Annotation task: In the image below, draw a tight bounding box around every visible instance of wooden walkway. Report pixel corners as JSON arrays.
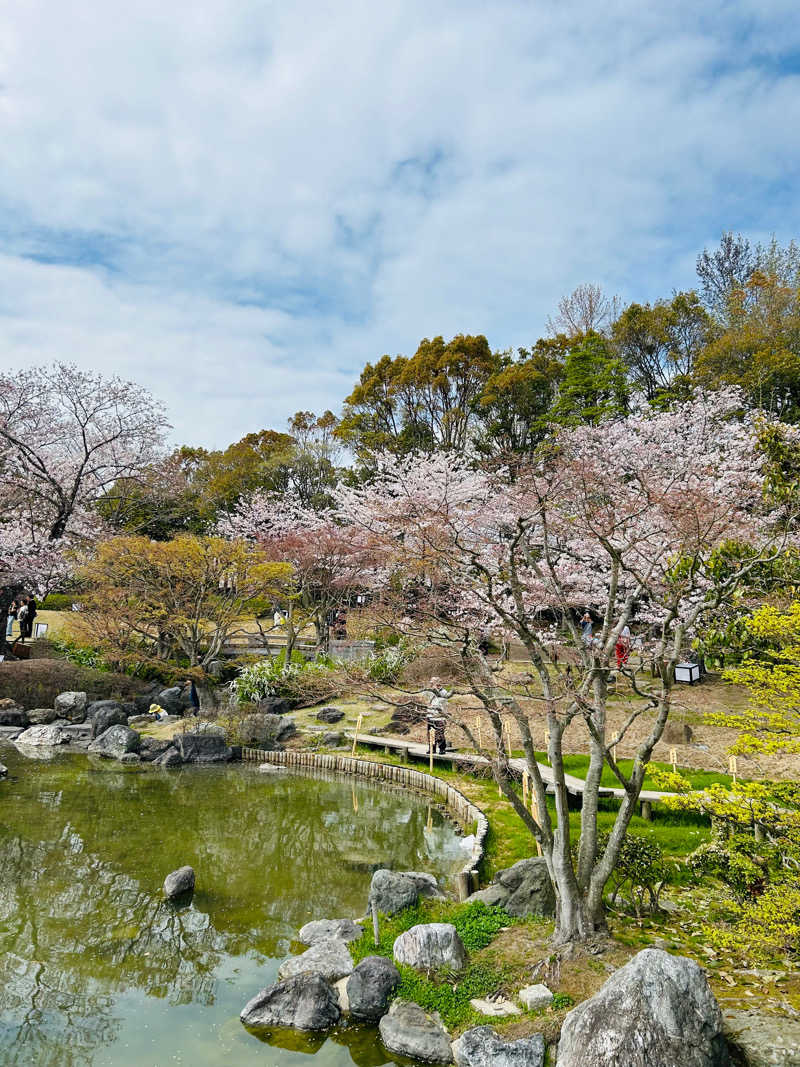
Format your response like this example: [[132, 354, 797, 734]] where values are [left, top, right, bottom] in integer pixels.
[[345, 731, 670, 809]]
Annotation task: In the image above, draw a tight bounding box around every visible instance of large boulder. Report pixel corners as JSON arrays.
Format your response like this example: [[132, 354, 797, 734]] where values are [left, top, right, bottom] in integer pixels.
[[138, 736, 173, 762], [0, 700, 28, 727], [158, 687, 186, 715], [723, 1009, 800, 1067], [164, 866, 195, 900], [277, 937, 354, 984], [467, 858, 555, 918], [346, 956, 400, 1021], [241, 973, 340, 1031], [153, 747, 182, 768], [86, 700, 128, 738], [237, 713, 297, 747], [557, 948, 731, 1067], [316, 706, 345, 724], [88, 724, 140, 760], [54, 691, 87, 722], [27, 707, 59, 725], [297, 918, 364, 946], [452, 1027, 545, 1067], [368, 869, 444, 916], [256, 696, 292, 715], [393, 923, 467, 973], [15, 724, 65, 746], [379, 999, 452, 1064], [175, 732, 232, 763]]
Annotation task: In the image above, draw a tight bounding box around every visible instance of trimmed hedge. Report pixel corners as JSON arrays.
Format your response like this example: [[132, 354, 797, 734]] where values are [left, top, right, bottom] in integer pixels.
[[41, 594, 75, 611]]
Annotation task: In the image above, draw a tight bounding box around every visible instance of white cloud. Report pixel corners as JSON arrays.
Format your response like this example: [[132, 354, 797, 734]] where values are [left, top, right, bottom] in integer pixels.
[[1, 0, 799, 444]]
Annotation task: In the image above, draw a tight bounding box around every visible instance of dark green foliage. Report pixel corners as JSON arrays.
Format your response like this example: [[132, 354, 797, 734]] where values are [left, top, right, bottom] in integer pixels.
[[551, 992, 575, 1010], [688, 831, 773, 901], [552, 332, 629, 426], [601, 832, 669, 916], [395, 961, 511, 1028]]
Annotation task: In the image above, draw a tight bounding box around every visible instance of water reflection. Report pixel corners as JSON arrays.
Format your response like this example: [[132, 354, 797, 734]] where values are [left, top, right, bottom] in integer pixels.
[[0, 747, 463, 1066]]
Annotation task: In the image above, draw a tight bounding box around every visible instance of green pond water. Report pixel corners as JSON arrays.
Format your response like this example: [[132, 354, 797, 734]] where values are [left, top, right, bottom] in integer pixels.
[[0, 745, 469, 1067]]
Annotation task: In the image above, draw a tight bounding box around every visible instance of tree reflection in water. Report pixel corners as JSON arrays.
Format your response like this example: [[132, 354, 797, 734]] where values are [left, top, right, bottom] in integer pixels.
[[0, 748, 463, 1066]]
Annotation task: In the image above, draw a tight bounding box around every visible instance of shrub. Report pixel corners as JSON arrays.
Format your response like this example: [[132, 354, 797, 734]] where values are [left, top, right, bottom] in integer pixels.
[[366, 641, 415, 684], [601, 832, 669, 916], [230, 652, 342, 706], [41, 593, 75, 611], [688, 832, 773, 901], [0, 658, 150, 709], [50, 636, 110, 671]]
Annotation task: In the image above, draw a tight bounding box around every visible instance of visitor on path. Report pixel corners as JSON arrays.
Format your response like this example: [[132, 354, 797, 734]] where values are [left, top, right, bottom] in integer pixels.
[[273, 608, 284, 629], [184, 678, 200, 716], [426, 677, 451, 755], [24, 595, 37, 639], [580, 611, 593, 647], [615, 624, 631, 669], [16, 599, 29, 643], [5, 600, 17, 639]]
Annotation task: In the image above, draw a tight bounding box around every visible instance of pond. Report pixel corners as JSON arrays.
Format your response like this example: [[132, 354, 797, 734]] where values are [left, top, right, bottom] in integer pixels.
[[0, 745, 469, 1066]]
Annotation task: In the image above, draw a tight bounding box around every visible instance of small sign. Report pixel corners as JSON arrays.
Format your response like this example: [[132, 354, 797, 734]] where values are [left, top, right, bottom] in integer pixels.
[[669, 747, 677, 772], [35, 622, 48, 638]]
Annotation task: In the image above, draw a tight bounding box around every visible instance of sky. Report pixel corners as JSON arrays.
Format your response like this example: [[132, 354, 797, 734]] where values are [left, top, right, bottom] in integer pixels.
[[1, 0, 799, 447]]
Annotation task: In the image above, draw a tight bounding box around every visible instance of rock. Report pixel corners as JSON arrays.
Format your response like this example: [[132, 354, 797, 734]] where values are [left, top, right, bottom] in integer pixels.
[[346, 956, 400, 1021], [138, 737, 172, 761], [277, 937, 354, 984], [322, 731, 344, 746], [192, 720, 225, 735], [175, 732, 232, 763], [158, 687, 185, 715], [316, 706, 345, 724], [153, 747, 182, 768], [467, 858, 555, 918], [557, 948, 731, 1067], [379, 999, 452, 1064], [54, 691, 87, 722], [0, 700, 28, 727], [237, 713, 297, 746], [86, 700, 128, 738], [133, 686, 162, 715], [27, 707, 59, 725], [0, 726, 23, 740], [518, 984, 553, 1011], [258, 763, 288, 774], [163, 865, 195, 899], [297, 918, 364, 946], [663, 722, 693, 744], [0, 762, 7, 776], [469, 998, 521, 1017], [16, 724, 65, 746], [452, 1026, 545, 1067], [723, 1009, 800, 1066], [256, 696, 292, 715], [119, 752, 141, 764], [88, 724, 140, 759], [368, 869, 444, 916], [240, 973, 340, 1031], [393, 923, 467, 972]]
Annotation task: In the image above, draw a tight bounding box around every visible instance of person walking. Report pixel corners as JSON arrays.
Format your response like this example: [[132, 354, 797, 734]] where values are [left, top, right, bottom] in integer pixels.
[[426, 677, 451, 755], [615, 623, 632, 669], [16, 599, 29, 643], [183, 678, 200, 716], [5, 600, 17, 640], [580, 611, 593, 647], [24, 595, 37, 639]]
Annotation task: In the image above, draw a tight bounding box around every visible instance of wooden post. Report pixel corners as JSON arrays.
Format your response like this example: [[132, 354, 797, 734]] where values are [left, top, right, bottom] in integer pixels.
[[371, 900, 380, 946], [641, 800, 652, 821], [530, 790, 543, 856], [728, 755, 737, 783], [522, 768, 529, 808], [475, 717, 482, 750], [457, 871, 472, 900], [504, 720, 512, 755], [351, 714, 363, 758], [429, 732, 434, 774], [669, 747, 677, 774]]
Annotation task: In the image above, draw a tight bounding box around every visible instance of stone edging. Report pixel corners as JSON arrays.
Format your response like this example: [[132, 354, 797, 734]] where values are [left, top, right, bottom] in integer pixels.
[[242, 747, 488, 898]]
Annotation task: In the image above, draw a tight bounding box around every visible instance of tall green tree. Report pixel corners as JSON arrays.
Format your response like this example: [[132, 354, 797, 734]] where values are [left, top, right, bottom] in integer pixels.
[[552, 332, 629, 426]]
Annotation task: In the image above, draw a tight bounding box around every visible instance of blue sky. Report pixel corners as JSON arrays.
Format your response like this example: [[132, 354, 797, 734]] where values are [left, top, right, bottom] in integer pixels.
[[1, 0, 799, 446]]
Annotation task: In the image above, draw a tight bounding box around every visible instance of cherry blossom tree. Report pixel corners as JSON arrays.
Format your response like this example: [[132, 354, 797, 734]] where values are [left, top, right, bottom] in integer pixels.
[[0, 362, 169, 542], [336, 393, 790, 946], [222, 493, 370, 656]]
